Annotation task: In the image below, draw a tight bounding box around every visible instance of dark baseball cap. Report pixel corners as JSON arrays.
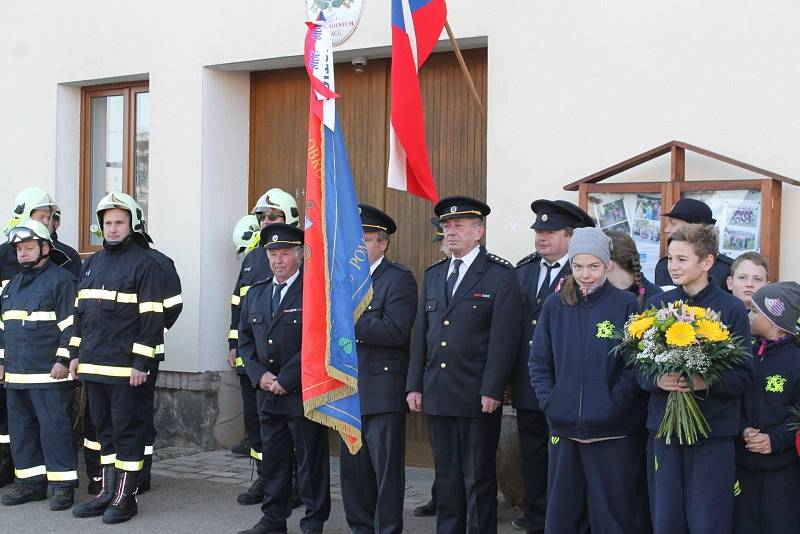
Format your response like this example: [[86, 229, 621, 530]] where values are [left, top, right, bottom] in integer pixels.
[[662, 198, 716, 225]]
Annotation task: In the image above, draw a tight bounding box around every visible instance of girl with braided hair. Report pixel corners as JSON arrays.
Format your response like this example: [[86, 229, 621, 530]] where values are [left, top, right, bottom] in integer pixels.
[[604, 229, 662, 534], [605, 230, 662, 310]]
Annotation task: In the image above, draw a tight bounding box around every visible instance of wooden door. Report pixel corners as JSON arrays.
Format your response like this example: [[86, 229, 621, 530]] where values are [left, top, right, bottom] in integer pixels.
[[250, 48, 488, 468]]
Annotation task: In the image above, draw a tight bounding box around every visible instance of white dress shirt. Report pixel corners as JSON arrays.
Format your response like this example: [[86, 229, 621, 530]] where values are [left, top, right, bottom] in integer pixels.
[[536, 253, 569, 293], [448, 245, 481, 296], [273, 268, 300, 305]]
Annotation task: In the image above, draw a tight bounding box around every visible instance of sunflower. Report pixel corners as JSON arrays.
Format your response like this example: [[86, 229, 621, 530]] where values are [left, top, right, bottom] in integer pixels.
[[665, 322, 697, 347], [628, 316, 656, 339], [695, 319, 730, 342], [689, 306, 707, 319]]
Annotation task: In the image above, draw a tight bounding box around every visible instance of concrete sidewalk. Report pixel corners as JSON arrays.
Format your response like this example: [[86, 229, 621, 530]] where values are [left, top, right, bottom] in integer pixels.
[[0, 448, 521, 533]]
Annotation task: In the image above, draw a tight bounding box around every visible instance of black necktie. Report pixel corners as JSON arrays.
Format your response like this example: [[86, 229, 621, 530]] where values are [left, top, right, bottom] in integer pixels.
[[537, 262, 560, 299], [446, 259, 463, 303], [272, 282, 286, 317]]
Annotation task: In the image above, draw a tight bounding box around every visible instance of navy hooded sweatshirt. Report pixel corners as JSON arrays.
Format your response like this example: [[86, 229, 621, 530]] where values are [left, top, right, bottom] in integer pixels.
[[529, 280, 641, 440], [736, 335, 800, 471], [640, 282, 753, 440]]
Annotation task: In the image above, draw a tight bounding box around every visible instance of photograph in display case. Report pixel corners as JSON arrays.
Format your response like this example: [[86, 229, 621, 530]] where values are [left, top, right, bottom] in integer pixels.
[[588, 192, 661, 281], [682, 189, 761, 259]]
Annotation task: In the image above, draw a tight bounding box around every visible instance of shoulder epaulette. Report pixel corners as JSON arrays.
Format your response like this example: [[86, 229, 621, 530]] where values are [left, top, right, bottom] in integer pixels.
[[716, 253, 734, 265], [425, 256, 449, 271], [515, 252, 540, 268], [486, 252, 513, 269], [250, 276, 273, 289], [388, 260, 411, 272]]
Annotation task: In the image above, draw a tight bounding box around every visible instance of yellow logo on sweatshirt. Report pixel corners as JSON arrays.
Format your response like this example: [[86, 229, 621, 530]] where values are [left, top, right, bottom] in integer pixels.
[[765, 374, 786, 393]]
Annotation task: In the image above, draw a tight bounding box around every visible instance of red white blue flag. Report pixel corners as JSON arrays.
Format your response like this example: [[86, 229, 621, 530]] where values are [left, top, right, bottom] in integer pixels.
[[302, 15, 372, 454], [387, 0, 447, 203]]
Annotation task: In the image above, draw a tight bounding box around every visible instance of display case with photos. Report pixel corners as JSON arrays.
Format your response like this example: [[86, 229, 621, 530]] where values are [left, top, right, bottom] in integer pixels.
[[565, 141, 797, 280], [587, 190, 663, 282]]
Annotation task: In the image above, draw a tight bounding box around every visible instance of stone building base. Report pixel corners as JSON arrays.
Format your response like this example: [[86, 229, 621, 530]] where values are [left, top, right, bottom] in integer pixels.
[[154, 370, 245, 451]]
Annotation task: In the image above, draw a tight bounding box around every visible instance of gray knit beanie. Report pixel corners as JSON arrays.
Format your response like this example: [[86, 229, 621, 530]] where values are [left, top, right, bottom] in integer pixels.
[[568, 227, 613, 267], [751, 282, 800, 334]]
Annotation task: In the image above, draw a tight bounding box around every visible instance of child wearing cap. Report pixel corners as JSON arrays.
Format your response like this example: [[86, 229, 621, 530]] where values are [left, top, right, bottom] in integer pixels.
[[529, 227, 641, 533], [641, 224, 752, 534], [734, 282, 800, 534], [726, 251, 769, 310]]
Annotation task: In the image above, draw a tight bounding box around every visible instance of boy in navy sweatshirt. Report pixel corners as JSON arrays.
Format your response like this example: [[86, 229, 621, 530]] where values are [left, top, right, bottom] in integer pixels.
[[734, 282, 800, 534], [640, 224, 752, 534], [530, 227, 641, 533]]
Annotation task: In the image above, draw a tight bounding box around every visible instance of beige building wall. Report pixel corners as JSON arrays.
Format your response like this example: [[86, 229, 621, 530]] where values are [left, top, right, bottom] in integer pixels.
[[1, 1, 798, 374]]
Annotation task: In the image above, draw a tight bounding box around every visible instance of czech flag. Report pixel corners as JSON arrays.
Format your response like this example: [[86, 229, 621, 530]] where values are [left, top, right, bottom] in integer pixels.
[[387, 0, 447, 203], [301, 16, 372, 454]]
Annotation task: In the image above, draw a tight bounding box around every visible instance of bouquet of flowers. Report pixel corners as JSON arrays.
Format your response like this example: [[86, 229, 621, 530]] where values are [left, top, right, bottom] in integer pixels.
[[611, 300, 749, 445]]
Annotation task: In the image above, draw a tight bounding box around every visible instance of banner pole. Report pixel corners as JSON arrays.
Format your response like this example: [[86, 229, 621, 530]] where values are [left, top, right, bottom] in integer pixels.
[[444, 19, 486, 118]]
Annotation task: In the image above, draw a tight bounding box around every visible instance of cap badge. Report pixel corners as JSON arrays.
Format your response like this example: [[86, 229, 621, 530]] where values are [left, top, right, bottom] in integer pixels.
[[450, 205, 457, 213], [541, 214, 548, 222], [272, 234, 278, 242], [764, 297, 785, 316]]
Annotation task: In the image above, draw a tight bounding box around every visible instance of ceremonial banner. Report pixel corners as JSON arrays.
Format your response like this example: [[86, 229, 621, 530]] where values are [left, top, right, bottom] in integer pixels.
[[387, 0, 447, 203], [302, 16, 371, 454]]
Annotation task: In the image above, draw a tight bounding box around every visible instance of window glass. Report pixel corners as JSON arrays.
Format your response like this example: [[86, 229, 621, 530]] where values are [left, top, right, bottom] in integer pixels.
[[89, 95, 124, 246]]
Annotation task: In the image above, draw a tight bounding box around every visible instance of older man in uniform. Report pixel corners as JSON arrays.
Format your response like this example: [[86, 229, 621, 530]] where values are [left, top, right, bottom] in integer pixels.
[[510, 200, 594, 533], [228, 189, 301, 507], [237, 223, 330, 534], [654, 197, 732, 289], [340, 204, 418, 534], [407, 196, 522, 534]]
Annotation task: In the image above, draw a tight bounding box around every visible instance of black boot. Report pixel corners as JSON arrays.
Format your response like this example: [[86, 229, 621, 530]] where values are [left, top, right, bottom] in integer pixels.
[[1, 482, 47, 506], [87, 475, 102, 495], [50, 487, 75, 511], [137, 456, 152, 494], [413, 499, 437, 517], [102, 469, 139, 524], [73, 465, 117, 518], [237, 460, 264, 505], [0, 444, 13, 488], [231, 437, 251, 457]]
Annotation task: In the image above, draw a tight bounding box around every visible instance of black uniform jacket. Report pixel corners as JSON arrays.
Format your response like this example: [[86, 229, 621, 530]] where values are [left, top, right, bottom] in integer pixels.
[[406, 247, 522, 417], [353, 258, 418, 415], [511, 252, 572, 411], [147, 247, 183, 361], [0, 260, 77, 389], [52, 234, 83, 279], [239, 274, 304, 417], [655, 253, 733, 290], [229, 246, 272, 373], [71, 236, 165, 383]]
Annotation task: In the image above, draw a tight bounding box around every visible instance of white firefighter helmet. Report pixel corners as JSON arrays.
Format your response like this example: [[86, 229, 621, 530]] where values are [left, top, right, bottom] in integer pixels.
[[93, 192, 146, 236], [251, 188, 299, 227], [232, 215, 260, 254], [12, 187, 58, 220], [7, 218, 53, 245], [4, 187, 59, 236]]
